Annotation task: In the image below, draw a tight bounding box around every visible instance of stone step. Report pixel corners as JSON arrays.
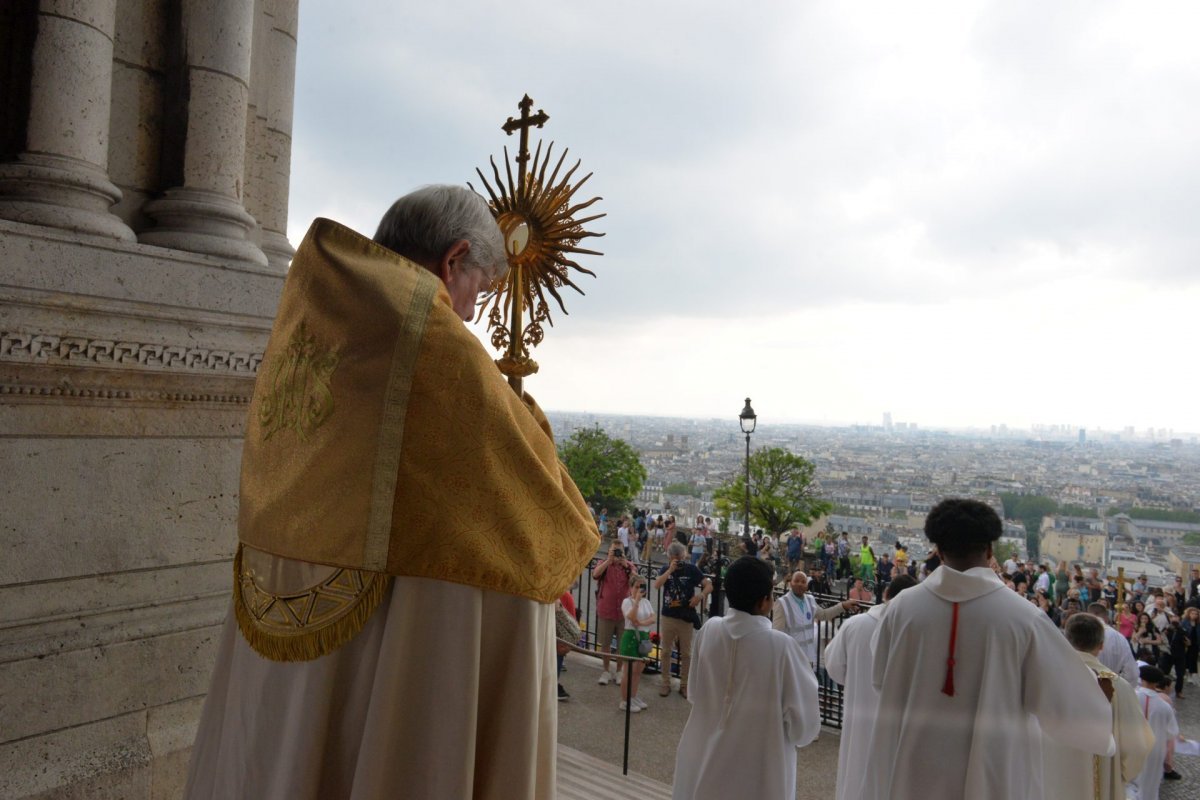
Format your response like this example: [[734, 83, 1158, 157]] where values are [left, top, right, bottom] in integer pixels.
[[557, 743, 672, 799]]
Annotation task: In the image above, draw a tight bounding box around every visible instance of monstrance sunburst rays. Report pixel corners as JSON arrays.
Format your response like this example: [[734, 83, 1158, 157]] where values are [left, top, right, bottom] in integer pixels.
[[468, 95, 605, 392]]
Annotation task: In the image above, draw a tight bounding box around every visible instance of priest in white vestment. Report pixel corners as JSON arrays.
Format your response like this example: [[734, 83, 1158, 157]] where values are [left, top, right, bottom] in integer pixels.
[[672, 557, 820, 800], [862, 498, 1115, 800], [824, 574, 918, 800], [772, 569, 855, 666], [1131, 666, 1180, 800], [1042, 613, 1155, 800], [184, 187, 598, 800]]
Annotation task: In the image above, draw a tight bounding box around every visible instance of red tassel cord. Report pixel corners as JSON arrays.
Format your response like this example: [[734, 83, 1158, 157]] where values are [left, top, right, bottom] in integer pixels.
[[942, 601, 960, 697]]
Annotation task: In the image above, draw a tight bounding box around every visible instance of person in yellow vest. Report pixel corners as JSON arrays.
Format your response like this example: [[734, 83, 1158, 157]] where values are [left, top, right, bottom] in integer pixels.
[[858, 536, 876, 582], [184, 186, 598, 800]]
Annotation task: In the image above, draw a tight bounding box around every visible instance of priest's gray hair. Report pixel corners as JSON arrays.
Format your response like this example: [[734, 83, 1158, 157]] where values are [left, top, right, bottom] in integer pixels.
[[373, 185, 507, 279]]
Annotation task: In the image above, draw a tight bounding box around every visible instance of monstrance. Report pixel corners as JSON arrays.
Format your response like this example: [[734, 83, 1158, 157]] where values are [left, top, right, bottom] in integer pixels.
[[470, 94, 605, 393]]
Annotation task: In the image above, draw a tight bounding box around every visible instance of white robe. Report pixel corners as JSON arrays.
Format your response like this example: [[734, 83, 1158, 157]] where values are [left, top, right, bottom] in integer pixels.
[[1130, 687, 1180, 800], [184, 574, 558, 800], [1041, 652, 1155, 800], [824, 603, 886, 800], [862, 565, 1115, 800], [672, 609, 820, 800], [1098, 623, 1140, 685]]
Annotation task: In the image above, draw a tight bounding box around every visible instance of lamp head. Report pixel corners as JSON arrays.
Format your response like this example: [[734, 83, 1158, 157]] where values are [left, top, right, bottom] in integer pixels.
[[739, 397, 757, 434]]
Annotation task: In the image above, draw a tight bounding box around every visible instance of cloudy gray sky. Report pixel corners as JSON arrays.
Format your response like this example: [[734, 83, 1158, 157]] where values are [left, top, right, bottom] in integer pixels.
[[288, 0, 1199, 433]]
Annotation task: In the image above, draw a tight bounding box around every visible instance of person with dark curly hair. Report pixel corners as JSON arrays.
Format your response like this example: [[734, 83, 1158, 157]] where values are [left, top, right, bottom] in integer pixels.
[[671, 557, 819, 800], [860, 498, 1115, 800]]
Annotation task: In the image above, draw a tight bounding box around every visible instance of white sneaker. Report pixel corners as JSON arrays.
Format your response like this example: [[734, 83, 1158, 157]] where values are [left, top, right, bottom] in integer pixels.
[[614, 669, 622, 685], [618, 701, 642, 713], [598, 671, 610, 686], [633, 696, 648, 710]]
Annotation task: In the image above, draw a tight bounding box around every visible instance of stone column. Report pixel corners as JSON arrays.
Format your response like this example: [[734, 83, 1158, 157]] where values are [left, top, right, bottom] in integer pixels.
[[248, 0, 298, 272], [0, 0, 136, 242], [141, 0, 267, 267]]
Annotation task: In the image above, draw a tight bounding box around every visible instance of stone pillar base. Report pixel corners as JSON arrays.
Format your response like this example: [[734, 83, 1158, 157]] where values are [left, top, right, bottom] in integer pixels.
[[141, 188, 268, 267], [260, 229, 295, 273], [0, 154, 136, 242]]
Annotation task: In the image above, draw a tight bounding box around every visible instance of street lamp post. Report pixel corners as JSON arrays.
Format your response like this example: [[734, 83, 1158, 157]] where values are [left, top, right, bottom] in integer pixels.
[[714, 398, 756, 618], [739, 397, 757, 536]]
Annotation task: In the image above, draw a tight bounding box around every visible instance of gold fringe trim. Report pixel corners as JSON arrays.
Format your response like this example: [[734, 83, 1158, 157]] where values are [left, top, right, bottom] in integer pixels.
[[232, 545, 390, 663]]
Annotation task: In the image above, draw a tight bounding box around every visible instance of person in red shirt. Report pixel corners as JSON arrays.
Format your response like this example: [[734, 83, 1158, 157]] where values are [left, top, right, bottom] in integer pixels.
[[592, 541, 633, 685]]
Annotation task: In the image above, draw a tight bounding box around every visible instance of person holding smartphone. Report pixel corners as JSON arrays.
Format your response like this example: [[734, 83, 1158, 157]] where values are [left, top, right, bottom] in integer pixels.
[[654, 542, 712, 698], [592, 542, 633, 684]]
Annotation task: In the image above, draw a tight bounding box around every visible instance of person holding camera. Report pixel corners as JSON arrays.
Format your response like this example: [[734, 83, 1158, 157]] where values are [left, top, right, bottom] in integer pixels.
[[593, 541, 634, 684], [619, 574, 656, 712], [654, 541, 712, 698]]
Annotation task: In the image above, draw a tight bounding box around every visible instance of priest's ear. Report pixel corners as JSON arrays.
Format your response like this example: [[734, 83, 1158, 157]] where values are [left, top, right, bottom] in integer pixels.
[[755, 594, 774, 617], [435, 239, 472, 285]]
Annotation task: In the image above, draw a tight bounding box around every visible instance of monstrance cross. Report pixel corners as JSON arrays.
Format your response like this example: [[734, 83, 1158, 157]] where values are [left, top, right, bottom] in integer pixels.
[[501, 94, 549, 186]]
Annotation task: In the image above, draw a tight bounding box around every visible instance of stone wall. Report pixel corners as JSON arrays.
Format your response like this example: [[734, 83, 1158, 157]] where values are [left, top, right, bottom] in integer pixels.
[[0, 2, 298, 797]]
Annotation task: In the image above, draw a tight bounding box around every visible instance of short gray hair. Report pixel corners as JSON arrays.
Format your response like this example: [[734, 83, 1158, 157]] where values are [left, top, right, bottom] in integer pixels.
[[373, 185, 507, 278], [667, 541, 687, 559]]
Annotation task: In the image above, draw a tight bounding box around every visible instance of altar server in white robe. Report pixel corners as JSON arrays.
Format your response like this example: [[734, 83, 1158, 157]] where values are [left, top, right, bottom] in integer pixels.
[[862, 498, 1115, 800], [1089, 601, 1140, 685], [1131, 665, 1180, 800], [672, 557, 820, 800], [825, 574, 918, 800], [1042, 613, 1154, 800]]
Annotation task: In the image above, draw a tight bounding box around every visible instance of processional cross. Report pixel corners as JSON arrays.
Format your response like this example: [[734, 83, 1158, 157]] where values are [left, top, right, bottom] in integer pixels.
[[471, 94, 606, 394]]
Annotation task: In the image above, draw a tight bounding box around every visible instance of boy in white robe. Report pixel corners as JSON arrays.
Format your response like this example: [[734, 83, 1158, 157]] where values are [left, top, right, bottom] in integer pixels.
[[1042, 613, 1155, 800], [672, 557, 820, 800], [862, 498, 1115, 800], [1131, 665, 1180, 800], [825, 574, 918, 800]]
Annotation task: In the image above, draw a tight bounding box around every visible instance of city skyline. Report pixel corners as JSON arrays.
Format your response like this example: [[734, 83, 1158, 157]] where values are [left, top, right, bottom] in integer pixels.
[[288, 1, 1200, 433]]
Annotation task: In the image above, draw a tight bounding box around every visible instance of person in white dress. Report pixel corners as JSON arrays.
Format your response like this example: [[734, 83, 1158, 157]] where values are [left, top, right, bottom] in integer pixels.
[[671, 557, 820, 800], [861, 498, 1115, 800], [824, 574, 918, 800]]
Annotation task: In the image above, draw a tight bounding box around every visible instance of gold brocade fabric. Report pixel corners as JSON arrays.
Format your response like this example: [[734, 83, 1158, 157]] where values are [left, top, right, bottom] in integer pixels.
[[236, 218, 598, 660]]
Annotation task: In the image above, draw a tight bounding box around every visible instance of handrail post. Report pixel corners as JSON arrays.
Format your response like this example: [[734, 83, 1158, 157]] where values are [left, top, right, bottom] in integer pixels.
[[622, 658, 633, 775]]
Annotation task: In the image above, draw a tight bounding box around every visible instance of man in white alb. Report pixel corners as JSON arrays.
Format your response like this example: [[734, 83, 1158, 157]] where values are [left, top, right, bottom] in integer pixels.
[[824, 574, 918, 800], [672, 557, 820, 800], [862, 498, 1115, 800]]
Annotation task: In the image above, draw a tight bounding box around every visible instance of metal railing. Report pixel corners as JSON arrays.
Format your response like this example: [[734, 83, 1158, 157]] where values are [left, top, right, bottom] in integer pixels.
[[567, 545, 873, 731]]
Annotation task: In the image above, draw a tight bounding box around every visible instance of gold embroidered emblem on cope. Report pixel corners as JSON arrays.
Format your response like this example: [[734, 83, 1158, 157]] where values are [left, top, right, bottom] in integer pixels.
[[258, 321, 339, 441]]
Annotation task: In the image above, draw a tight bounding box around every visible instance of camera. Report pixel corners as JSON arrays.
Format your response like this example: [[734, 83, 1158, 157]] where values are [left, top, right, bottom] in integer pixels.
[[613, 549, 624, 558]]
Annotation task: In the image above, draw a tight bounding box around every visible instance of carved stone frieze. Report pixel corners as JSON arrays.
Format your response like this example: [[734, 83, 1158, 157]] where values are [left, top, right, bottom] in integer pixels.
[[0, 330, 264, 375]]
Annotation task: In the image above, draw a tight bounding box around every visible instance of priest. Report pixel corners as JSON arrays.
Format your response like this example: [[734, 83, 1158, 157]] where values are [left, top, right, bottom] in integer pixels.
[[824, 574, 917, 800], [861, 498, 1115, 800], [184, 186, 599, 799], [1041, 613, 1154, 800]]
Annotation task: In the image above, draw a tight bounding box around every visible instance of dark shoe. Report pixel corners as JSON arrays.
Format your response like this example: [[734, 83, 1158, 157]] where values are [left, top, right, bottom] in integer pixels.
[[558, 684, 569, 702], [1164, 770, 1182, 780]]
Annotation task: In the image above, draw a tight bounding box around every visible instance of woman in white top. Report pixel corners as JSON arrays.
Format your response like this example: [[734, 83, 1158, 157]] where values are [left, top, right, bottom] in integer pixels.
[[619, 574, 656, 712]]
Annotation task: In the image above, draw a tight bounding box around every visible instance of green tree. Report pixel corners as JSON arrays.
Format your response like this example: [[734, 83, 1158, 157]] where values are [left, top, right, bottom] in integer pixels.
[[712, 447, 832, 535], [993, 540, 1019, 564], [558, 427, 647, 514], [999, 493, 1059, 541]]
